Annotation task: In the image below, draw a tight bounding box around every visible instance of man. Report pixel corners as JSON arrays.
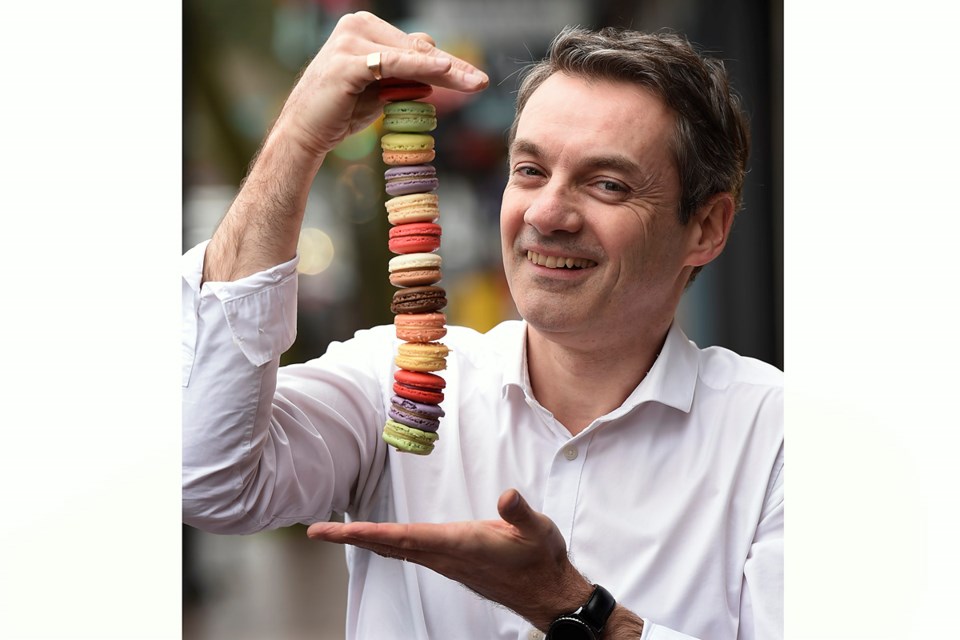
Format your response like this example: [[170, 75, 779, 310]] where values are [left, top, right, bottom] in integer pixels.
[[182, 11, 782, 640]]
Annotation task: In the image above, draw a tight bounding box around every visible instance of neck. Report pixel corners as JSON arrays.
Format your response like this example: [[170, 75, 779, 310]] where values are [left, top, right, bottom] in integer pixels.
[[525, 317, 672, 436]]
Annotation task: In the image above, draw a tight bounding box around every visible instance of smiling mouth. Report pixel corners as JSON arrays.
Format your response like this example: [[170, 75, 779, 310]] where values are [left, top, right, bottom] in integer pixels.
[[526, 250, 597, 270]]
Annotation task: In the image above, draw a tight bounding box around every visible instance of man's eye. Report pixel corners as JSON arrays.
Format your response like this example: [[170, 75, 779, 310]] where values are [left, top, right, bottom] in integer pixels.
[[597, 180, 627, 192], [515, 165, 542, 177]]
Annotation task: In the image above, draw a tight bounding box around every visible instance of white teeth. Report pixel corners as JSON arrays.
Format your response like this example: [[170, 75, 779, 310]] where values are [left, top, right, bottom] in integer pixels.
[[526, 251, 595, 269]]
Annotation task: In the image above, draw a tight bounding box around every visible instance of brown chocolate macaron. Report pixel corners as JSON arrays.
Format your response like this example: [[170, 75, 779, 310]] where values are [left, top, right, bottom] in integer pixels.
[[391, 285, 447, 314]]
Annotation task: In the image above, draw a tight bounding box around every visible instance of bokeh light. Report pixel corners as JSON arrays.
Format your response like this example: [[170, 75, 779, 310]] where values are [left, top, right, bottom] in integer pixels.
[[331, 124, 379, 162], [334, 162, 382, 224], [296, 227, 335, 275]]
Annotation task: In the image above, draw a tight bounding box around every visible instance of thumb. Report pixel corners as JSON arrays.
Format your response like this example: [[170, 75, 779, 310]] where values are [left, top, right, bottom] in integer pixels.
[[497, 488, 539, 531]]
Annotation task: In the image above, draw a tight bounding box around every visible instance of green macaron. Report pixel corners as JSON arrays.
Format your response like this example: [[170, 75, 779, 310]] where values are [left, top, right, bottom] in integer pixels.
[[383, 101, 437, 133], [382, 419, 439, 455]]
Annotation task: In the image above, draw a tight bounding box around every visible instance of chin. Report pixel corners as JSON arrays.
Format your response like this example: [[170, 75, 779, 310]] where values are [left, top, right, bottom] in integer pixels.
[[515, 298, 582, 334]]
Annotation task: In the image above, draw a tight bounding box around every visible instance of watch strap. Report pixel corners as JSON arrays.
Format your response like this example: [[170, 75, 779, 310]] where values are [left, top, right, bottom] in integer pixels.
[[546, 584, 617, 639], [580, 584, 616, 633]]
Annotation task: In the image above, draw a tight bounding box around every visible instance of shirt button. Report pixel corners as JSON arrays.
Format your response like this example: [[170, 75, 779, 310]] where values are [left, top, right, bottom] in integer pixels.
[[527, 630, 545, 640], [563, 446, 578, 461]]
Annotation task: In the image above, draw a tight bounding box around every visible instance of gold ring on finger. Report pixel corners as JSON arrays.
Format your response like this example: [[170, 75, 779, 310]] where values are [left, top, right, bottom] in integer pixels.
[[366, 51, 383, 81]]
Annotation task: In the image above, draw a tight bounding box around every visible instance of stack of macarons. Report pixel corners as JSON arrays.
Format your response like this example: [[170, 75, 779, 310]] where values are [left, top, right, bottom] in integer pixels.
[[377, 79, 449, 456]]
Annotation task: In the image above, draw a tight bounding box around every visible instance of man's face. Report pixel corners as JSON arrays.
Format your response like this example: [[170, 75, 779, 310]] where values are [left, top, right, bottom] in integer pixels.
[[500, 72, 697, 341]]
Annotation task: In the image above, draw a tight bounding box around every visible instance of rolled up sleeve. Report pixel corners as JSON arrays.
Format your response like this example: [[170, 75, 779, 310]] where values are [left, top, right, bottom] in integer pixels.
[[181, 243, 390, 535], [181, 240, 298, 384], [181, 242, 301, 532]]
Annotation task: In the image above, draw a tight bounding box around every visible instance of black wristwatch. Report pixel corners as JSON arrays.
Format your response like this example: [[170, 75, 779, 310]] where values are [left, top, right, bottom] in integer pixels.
[[545, 584, 617, 640]]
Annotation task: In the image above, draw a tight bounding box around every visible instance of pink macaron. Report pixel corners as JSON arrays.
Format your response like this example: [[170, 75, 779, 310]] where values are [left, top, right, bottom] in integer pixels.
[[388, 222, 441, 254]]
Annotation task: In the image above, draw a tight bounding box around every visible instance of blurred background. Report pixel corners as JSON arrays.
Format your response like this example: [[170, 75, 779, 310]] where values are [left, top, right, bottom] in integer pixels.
[[182, 0, 782, 637]]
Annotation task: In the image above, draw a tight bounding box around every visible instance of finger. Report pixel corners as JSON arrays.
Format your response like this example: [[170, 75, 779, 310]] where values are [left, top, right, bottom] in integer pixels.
[[345, 540, 425, 565], [378, 48, 488, 92], [309, 527, 416, 563], [306, 521, 344, 540], [308, 521, 452, 552], [397, 30, 485, 86], [408, 32, 437, 47], [497, 489, 540, 532], [333, 13, 487, 92], [307, 522, 451, 569], [306, 521, 401, 543]]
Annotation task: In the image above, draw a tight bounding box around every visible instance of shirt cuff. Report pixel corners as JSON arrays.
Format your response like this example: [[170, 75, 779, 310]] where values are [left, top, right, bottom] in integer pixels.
[[640, 620, 700, 639], [182, 241, 300, 374]]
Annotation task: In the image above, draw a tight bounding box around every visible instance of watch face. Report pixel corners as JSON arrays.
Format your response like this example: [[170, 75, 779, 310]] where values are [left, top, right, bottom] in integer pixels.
[[548, 617, 596, 640]]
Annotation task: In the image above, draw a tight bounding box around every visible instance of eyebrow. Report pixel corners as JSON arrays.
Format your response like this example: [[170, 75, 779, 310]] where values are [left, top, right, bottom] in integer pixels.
[[507, 139, 543, 163]]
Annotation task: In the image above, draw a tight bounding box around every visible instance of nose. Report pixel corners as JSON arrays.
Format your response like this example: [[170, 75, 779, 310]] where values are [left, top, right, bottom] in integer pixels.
[[522, 181, 582, 236]]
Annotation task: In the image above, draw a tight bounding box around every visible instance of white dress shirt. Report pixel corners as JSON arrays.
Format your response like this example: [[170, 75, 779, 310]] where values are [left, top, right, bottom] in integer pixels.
[[182, 241, 783, 640]]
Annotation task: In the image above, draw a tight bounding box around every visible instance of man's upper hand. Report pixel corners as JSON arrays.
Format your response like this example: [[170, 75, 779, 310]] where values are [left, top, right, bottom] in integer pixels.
[[201, 11, 488, 284], [274, 11, 488, 163]]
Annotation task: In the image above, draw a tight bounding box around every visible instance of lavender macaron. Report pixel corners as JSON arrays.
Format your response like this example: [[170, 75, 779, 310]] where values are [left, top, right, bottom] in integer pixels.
[[388, 394, 445, 433], [384, 164, 439, 196]]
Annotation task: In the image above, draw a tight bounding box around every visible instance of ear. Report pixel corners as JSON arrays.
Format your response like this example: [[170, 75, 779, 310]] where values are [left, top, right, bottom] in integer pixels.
[[685, 193, 735, 268]]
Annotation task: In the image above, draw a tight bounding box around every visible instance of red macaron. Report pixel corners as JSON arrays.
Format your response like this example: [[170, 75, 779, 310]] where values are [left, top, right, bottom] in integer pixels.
[[393, 369, 446, 404], [388, 222, 441, 254], [379, 78, 433, 102]]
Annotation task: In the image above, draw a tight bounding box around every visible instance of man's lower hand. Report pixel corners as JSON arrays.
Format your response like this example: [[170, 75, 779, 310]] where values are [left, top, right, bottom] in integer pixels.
[[306, 488, 592, 630]]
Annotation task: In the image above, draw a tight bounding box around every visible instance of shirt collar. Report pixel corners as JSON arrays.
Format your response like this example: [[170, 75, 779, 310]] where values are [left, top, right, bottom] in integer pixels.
[[500, 320, 698, 415], [614, 321, 698, 415], [500, 320, 528, 399]]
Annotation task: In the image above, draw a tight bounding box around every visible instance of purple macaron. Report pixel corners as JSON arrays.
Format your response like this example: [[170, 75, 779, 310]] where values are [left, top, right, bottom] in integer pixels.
[[384, 164, 439, 196], [389, 394, 445, 432]]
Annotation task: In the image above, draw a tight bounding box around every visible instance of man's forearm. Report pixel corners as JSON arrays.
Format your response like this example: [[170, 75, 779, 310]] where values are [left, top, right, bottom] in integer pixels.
[[203, 126, 323, 283], [536, 586, 645, 639], [524, 566, 645, 639], [603, 606, 645, 639]]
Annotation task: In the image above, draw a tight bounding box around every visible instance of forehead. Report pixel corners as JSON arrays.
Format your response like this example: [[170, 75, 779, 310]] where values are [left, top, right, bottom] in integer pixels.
[[512, 72, 676, 168]]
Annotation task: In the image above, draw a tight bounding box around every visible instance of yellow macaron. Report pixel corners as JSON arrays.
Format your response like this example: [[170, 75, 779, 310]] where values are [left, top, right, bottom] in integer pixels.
[[385, 192, 439, 224], [394, 341, 449, 372]]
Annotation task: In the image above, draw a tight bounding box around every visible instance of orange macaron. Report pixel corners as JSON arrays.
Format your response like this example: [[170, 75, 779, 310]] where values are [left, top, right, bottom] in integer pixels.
[[394, 312, 447, 342]]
